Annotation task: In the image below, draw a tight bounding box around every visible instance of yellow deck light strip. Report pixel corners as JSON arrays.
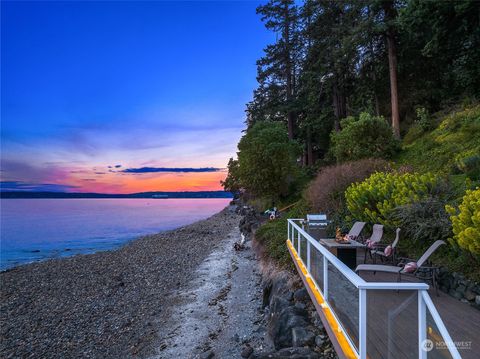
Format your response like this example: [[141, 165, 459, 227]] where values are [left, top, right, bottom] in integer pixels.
[[287, 239, 358, 359]]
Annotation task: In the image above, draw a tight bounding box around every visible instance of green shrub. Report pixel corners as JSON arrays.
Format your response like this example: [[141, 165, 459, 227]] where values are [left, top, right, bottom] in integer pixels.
[[403, 123, 424, 145], [255, 202, 308, 268], [402, 107, 432, 145], [305, 158, 389, 215], [392, 198, 452, 252], [455, 155, 480, 180], [345, 172, 442, 227], [446, 188, 480, 255], [255, 218, 291, 267], [330, 112, 399, 163], [415, 107, 432, 131]]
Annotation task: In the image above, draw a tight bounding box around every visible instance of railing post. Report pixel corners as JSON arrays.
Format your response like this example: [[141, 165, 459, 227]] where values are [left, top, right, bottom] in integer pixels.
[[291, 226, 295, 247], [307, 240, 311, 272], [288, 221, 291, 242], [418, 290, 427, 359], [323, 256, 328, 299], [359, 289, 367, 359], [297, 230, 301, 254]]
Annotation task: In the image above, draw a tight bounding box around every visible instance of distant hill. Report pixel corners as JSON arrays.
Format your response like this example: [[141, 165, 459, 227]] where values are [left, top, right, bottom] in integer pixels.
[[0, 191, 233, 199]]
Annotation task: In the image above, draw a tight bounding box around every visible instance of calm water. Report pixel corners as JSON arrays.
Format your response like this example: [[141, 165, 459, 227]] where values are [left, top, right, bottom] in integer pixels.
[[0, 198, 230, 270]]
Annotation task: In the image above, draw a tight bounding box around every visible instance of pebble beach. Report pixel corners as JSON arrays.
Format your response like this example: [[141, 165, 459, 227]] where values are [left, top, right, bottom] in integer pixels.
[[0, 207, 240, 358]]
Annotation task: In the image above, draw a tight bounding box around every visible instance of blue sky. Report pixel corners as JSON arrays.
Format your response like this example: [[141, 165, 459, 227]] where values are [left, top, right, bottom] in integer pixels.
[[1, 0, 272, 193]]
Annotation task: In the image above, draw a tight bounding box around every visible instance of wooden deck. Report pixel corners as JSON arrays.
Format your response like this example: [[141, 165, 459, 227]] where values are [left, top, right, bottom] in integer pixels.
[[359, 270, 480, 359], [296, 231, 479, 358], [355, 245, 480, 359]]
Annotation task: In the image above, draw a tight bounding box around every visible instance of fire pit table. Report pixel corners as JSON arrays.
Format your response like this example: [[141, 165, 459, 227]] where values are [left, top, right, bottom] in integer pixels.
[[317, 238, 365, 270]]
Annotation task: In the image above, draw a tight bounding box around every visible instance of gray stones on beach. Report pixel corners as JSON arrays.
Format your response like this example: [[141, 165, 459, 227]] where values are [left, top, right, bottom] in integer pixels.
[[2, 200, 337, 359], [241, 344, 254, 358], [292, 327, 315, 347], [0, 209, 241, 359], [251, 347, 320, 359], [199, 350, 215, 359], [314, 335, 325, 348], [293, 288, 309, 302]]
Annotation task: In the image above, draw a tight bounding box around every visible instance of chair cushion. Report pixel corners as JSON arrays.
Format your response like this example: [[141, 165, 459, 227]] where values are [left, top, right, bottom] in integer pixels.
[[384, 245, 393, 257], [355, 264, 402, 274], [403, 262, 418, 273]]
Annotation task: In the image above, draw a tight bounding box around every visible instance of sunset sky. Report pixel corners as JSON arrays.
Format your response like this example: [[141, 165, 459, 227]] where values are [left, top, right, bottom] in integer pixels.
[[1, 1, 272, 193]]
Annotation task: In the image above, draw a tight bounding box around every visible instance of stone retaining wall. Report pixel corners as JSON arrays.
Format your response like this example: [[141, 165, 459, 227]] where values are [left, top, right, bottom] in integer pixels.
[[438, 268, 480, 309]]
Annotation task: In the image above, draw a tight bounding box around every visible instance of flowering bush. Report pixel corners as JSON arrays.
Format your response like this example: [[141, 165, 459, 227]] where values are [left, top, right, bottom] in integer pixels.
[[345, 172, 441, 226], [446, 188, 480, 255]]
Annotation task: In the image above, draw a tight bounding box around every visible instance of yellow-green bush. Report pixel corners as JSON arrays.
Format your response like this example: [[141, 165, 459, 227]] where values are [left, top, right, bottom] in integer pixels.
[[446, 188, 480, 255], [345, 172, 441, 226]]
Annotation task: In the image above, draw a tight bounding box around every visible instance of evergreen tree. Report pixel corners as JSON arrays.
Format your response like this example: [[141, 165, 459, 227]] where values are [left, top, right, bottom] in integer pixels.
[[247, 0, 301, 139], [239, 0, 480, 174]]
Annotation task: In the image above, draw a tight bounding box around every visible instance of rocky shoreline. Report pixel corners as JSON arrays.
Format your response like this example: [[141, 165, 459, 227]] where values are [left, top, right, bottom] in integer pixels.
[[152, 203, 337, 359], [1, 203, 336, 359], [237, 204, 337, 359], [0, 207, 240, 358]]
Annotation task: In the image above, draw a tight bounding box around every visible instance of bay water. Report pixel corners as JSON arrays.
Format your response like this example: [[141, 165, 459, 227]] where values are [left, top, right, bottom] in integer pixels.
[[0, 198, 230, 270]]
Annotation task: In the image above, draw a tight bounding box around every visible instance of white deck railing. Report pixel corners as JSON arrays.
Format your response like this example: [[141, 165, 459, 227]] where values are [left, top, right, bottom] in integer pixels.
[[287, 218, 461, 359]]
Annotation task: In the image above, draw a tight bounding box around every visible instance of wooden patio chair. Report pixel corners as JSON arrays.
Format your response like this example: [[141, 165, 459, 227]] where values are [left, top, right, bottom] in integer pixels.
[[355, 240, 446, 296], [370, 228, 401, 265], [363, 224, 384, 263]]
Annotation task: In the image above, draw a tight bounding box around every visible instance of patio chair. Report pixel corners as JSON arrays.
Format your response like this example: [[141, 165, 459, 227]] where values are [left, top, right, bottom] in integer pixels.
[[363, 224, 384, 263], [347, 221, 366, 242], [370, 228, 401, 265], [355, 240, 446, 296]]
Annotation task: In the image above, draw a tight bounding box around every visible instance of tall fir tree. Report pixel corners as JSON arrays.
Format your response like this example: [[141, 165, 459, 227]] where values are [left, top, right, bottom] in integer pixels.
[[247, 0, 301, 139]]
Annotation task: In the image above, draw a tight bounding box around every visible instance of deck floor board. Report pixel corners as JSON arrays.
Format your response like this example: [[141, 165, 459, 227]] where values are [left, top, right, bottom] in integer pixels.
[[357, 256, 480, 359], [300, 232, 479, 358]]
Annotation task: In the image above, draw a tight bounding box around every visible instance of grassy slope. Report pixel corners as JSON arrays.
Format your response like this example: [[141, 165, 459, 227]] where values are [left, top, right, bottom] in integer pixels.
[[396, 105, 480, 175], [254, 200, 308, 270]]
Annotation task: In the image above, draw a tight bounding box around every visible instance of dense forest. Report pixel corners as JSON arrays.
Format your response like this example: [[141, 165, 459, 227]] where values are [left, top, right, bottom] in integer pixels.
[[223, 0, 480, 281]]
